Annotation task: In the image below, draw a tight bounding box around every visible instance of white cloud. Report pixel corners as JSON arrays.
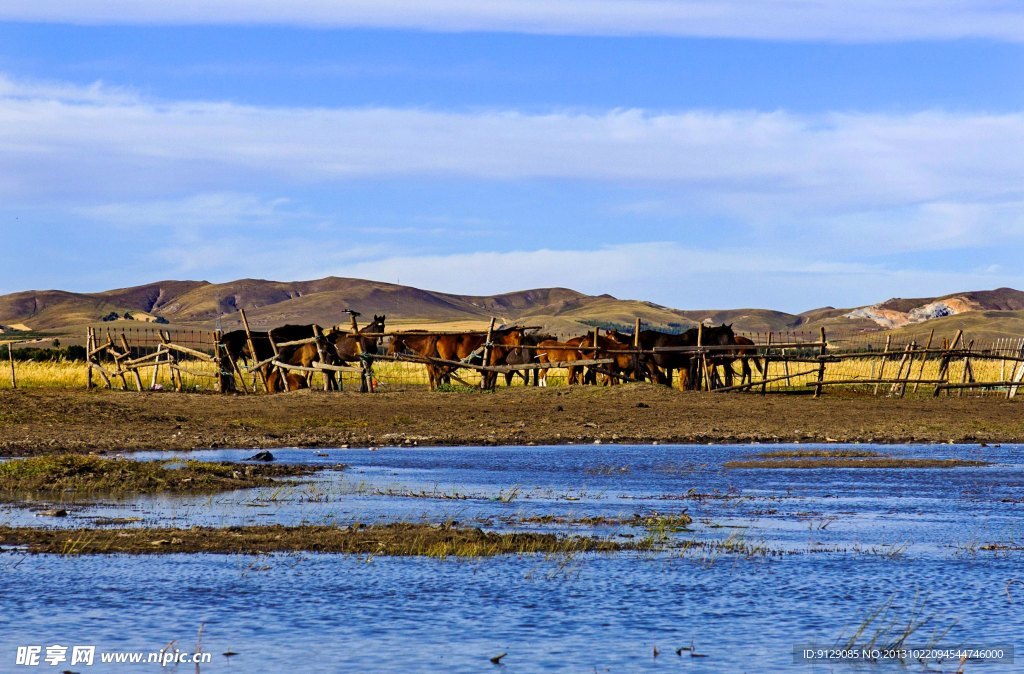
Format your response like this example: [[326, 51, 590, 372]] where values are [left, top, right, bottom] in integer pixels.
[[2, 75, 1023, 256], [1, 1, 1023, 42], [336, 242, 1024, 312]]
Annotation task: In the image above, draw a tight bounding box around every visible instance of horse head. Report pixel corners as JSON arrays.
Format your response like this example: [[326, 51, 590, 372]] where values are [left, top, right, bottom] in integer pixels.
[[361, 314, 386, 354]]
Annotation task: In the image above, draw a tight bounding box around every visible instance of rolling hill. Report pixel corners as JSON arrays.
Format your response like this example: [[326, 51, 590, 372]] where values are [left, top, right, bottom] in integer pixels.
[[2, 278, 1023, 344]]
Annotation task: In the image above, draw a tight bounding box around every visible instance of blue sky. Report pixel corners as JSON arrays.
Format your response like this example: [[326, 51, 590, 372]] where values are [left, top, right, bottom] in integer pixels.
[[1, 2, 1023, 312]]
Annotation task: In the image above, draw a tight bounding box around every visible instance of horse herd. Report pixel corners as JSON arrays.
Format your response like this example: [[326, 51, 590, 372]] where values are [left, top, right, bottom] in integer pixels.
[[219, 315, 762, 393]]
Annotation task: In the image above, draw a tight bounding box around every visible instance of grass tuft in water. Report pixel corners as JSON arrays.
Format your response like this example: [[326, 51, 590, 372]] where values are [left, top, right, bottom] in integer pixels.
[[0, 522, 639, 557], [0, 454, 334, 497], [752, 449, 884, 459], [725, 457, 988, 470]]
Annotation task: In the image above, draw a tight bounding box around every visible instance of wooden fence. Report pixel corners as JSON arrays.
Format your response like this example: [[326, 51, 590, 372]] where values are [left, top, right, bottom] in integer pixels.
[[55, 320, 1024, 399]]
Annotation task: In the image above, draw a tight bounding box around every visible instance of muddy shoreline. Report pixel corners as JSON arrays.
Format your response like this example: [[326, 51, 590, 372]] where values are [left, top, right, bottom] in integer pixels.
[[1, 386, 1022, 456]]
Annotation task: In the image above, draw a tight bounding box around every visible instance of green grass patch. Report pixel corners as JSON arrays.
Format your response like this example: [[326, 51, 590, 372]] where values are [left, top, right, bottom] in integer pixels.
[[435, 383, 479, 393]]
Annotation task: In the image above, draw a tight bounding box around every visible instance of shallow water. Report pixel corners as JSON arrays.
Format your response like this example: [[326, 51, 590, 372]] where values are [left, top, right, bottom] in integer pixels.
[[1, 443, 1022, 672]]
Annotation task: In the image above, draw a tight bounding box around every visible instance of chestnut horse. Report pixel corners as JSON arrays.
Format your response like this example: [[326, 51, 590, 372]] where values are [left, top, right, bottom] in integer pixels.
[[433, 327, 525, 390], [535, 338, 588, 386], [388, 328, 524, 390], [266, 328, 345, 393], [387, 331, 444, 390]]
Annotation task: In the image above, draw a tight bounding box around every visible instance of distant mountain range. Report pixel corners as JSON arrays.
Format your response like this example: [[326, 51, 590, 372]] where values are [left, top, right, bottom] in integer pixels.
[[2, 277, 1024, 342]]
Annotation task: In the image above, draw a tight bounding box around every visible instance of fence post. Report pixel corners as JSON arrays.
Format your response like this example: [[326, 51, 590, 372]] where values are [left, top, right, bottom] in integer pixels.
[[312, 324, 332, 392], [119, 332, 143, 392], [934, 330, 962, 397], [107, 328, 129, 390], [697, 323, 712, 391], [874, 335, 892, 396], [813, 327, 828, 398], [86, 328, 94, 390], [213, 329, 232, 394], [959, 339, 976, 398], [760, 332, 772, 396], [481, 317, 496, 390], [239, 309, 268, 393], [633, 317, 641, 382], [913, 329, 934, 393], [7, 342, 15, 390], [160, 330, 182, 392], [267, 332, 286, 392], [1008, 338, 1024, 399]]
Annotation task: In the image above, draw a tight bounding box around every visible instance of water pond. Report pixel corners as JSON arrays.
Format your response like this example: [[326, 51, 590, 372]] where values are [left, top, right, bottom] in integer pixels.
[[1, 443, 1021, 672]]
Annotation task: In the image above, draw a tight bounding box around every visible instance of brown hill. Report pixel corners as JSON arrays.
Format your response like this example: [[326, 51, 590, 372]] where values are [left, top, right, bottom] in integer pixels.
[[1, 277, 1022, 343]]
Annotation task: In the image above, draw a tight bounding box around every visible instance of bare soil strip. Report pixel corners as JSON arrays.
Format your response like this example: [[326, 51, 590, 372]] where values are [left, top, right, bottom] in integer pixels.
[[2, 387, 1022, 456]]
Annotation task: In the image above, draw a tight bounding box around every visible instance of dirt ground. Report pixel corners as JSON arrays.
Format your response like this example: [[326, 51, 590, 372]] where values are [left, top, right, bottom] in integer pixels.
[[0, 386, 1021, 456]]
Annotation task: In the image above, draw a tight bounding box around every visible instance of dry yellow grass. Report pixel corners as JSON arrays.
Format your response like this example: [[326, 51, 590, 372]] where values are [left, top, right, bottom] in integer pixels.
[[4, 349, 1019, 397]]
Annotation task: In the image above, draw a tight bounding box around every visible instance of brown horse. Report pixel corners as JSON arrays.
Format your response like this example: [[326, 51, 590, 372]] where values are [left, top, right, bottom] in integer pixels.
[[386, 328, 523, 390], [387, 331, 445, 390], [535, 339, 587, 386], [266, 328, 345, 393], [589, 332, 639, 385], [433, 327, 525, 390], [331, 314, 386, 362]]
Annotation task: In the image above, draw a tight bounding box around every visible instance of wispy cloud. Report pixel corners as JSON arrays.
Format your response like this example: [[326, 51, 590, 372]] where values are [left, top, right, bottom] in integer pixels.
[[2, 1, 1023, 42], [76, 192, 302, 229]]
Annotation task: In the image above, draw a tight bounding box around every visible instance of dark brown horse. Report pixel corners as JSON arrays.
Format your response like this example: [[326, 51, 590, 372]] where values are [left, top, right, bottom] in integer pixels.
[[687, 323, 738, 389], [502, 333, 549, 387], [330, 314, 386, 362], [711, 334, 762, 387], [607, 324, 736, 389], [328, 314, 385, 392], [606, 328, 694, 387], [221, 323, 334, 388]]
